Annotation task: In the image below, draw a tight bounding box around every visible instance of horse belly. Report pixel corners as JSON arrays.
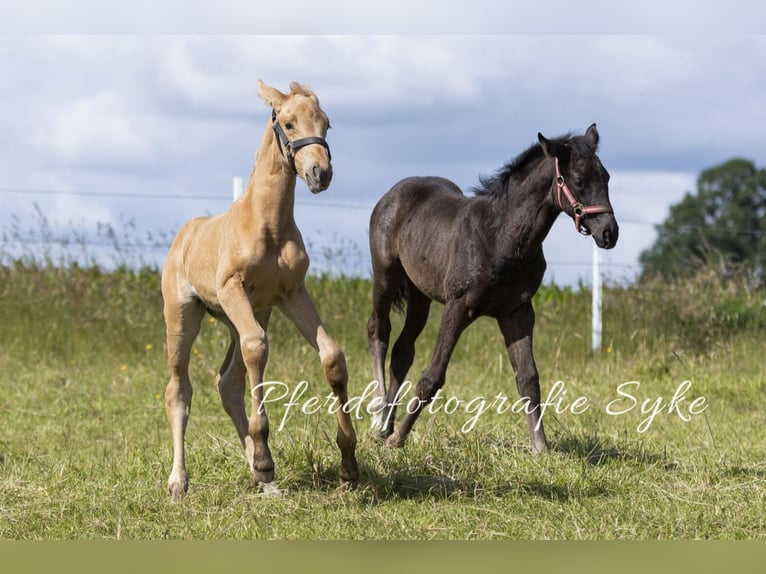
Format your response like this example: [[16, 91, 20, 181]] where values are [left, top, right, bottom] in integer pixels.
[[399, 247, 449, 304], [396, 215, 463, 304]]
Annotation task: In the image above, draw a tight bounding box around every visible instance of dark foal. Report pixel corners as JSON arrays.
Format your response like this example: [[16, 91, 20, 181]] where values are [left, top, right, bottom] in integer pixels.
[[367, 124, 619, 450]]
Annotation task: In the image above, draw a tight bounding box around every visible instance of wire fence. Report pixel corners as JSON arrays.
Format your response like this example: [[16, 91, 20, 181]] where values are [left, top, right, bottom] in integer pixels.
[[1, 184, 647, 279]]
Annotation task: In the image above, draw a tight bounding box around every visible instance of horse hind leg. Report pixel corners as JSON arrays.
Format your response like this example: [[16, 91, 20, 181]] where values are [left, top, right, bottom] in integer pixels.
[[366, 258, 406, 437], [215, 325, 248, 446], [163, 296, 205, 500], [382, 282, 432, 438]]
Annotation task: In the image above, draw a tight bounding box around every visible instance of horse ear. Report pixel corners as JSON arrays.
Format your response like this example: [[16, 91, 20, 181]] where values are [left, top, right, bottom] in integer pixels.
[[258, 80, 287, 109], [538, 133, 553, 156], [538, 133, 565, 158], [584, 123, 599, 149]]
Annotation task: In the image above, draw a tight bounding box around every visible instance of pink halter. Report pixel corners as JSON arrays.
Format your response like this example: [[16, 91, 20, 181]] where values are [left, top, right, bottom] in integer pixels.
[[553, 157, 613, 236]]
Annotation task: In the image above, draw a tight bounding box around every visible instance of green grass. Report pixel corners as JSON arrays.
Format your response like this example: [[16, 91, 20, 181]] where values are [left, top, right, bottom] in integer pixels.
[[1, 260, 766, 539]]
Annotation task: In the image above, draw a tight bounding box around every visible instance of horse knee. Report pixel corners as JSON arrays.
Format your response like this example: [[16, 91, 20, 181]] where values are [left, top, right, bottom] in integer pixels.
[[321, 345, 348, 391], [240, 333, 268, 369]]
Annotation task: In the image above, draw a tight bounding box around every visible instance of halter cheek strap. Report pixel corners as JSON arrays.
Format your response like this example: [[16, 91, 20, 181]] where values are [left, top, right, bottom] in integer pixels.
[[553, 157, 613, 236], [271, 109, 332, 175]]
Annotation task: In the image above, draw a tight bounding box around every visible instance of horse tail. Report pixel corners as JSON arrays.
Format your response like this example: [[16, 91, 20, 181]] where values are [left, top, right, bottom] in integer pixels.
[[391, 281, 407, 314]]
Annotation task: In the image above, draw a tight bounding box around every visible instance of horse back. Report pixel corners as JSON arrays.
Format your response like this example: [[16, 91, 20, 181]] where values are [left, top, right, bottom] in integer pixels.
[[370, 176, 464, 236], [369, 175, 546, 315]]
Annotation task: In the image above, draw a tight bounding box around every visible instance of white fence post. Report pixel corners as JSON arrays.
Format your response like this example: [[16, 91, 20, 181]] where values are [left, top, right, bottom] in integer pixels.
[[592, 241, 602, 353], [232, 176, 244, 201]]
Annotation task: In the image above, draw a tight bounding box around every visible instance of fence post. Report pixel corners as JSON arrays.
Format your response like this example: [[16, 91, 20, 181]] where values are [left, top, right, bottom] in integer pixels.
[[592, 241, 602, 353], [232, 176, 244, 201]]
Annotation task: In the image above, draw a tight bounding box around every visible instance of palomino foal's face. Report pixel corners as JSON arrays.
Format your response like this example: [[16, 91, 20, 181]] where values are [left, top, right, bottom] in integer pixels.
[[259, 81, 333, 194], [278, 94, 332, 193]]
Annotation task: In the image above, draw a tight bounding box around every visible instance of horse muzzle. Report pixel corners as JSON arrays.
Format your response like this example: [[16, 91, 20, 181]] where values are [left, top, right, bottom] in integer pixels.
[[304, 162, 333, 194], [585, 215, 619, 249]]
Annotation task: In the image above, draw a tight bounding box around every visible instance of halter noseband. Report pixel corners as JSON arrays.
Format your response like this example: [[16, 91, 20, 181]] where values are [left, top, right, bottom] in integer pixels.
[[271, 109, 331, 175], [553, 157, 613, 236]]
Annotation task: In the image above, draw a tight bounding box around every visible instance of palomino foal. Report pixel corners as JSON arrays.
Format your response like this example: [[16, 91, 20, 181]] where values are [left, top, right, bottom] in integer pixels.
[[161, 81, 359, 500]]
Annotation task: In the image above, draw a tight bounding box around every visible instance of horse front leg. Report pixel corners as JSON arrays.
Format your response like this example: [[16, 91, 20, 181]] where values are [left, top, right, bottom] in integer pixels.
[[497, 303, 549, 454], [218, 279, 277, 494], [279, 285, 359, 487], [162, 296, 205, 501], [386, 300, 472, 448], [216, 310, 272, 454]]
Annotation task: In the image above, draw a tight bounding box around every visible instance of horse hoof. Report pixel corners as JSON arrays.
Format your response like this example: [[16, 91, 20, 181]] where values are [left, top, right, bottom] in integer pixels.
[[368, 426, 393, 444], [369, 431, 386, 444], [339, 479, 358, 492], [340, 457, 360, 486], [258, 481, 284, 498], [385, 434, 405, 448], [252, 467, 275, 484], [168, 481, 188, 502]]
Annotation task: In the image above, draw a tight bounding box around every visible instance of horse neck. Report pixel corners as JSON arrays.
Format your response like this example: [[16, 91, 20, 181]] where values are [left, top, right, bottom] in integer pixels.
[[492, 158, 559, 255], [240, 120, 298, 233]]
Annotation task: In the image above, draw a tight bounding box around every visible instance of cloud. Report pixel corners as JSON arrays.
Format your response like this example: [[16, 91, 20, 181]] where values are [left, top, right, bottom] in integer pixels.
[[5, 1, 765, 34], [2, 34, 766, 283], [151, 37, 262, 118], [319, 37, 486, 107], [35, 90, 151, 166]]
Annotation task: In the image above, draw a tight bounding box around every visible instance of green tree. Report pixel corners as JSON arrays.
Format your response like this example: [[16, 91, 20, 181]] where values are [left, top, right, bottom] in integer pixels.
[[640, 158, 766, 278]]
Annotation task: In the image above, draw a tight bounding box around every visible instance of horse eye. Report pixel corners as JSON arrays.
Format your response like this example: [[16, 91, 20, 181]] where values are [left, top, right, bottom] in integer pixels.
[[284, 122, 294, 131]]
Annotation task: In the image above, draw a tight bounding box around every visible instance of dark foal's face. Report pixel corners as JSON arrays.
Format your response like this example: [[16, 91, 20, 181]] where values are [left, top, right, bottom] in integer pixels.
[[566, 148, 619, 249], [539, 124, 619, 249]]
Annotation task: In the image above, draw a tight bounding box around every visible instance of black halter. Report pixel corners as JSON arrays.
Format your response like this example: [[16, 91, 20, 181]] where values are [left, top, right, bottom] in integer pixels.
[[271, 109, 331, 174]]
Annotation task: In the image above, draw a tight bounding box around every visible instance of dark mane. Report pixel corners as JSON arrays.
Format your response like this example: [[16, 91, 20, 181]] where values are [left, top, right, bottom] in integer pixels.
[[473, 133, 573, 198]]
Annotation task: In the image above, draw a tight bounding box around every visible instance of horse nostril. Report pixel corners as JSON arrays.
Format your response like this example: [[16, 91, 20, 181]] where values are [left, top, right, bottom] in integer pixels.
[[305, 163, 332, 191], [320, 166, 332, 187], [601, 224, 619, 248]]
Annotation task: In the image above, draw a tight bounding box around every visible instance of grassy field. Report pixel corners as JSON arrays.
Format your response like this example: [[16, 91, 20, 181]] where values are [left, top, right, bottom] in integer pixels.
[[1, 255, 766, 539]]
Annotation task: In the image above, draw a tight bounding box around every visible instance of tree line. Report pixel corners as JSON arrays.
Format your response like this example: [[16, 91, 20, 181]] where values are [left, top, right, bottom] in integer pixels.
[[640, 158, 766, 282]]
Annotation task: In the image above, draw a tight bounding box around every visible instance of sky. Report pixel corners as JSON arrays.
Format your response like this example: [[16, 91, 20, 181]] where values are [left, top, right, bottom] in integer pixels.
[[2, 2, 766, 285]]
